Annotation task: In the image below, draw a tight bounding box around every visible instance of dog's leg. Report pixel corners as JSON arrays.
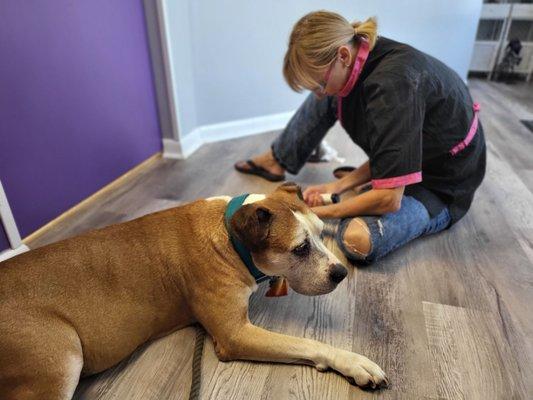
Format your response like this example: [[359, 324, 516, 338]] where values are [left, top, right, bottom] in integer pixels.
[[1, 351, 82, 400], [212, 322, 387, 388], [0, 322, 83, 400], [196, 290, 387, 389], [193, 281, 386, 388]]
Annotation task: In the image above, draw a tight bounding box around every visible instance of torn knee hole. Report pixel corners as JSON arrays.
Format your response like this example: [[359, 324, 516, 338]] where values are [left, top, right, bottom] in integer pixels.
[[343, 218, 372, 256]]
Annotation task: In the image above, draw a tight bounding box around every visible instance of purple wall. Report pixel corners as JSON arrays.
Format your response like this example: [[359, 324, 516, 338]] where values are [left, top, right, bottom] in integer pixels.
[[0, 1, 161, 250], [0, 226, 9, 253]]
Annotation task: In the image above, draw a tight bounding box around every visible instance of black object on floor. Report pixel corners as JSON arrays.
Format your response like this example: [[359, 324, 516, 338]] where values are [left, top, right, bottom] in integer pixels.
[[234, 160, 285, 182], [521, 120, 533, 133]]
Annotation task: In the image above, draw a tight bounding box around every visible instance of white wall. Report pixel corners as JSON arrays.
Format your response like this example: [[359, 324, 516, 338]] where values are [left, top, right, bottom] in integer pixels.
[[162, 0, 198, 139], [162, 0, 482, 155]]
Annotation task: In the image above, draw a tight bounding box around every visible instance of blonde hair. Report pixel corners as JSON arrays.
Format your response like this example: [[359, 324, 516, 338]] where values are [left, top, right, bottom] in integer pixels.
[[283, 11, 378, 92]]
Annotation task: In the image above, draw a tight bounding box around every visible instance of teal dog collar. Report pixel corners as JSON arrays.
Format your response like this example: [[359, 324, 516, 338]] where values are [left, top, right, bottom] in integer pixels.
[[224, 194, 268, 283]]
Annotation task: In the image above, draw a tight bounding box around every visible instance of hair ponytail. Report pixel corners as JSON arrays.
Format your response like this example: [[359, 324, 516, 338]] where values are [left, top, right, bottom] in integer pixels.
[[352, 17, 378, 49]]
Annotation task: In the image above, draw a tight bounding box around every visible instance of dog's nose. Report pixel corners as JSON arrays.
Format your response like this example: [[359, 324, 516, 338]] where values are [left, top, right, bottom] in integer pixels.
[[329, 263, 348, 284]]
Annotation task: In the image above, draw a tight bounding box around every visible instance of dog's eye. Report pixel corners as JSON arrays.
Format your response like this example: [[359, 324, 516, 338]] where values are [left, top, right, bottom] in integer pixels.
[[292, 238, 310, 257]]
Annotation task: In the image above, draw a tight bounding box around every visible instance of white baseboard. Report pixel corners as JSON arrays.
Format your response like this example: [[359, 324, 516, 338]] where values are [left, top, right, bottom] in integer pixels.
[[0, 244, 29, 263], [162, 138, 185, 159], [163, 110, 295, 159]]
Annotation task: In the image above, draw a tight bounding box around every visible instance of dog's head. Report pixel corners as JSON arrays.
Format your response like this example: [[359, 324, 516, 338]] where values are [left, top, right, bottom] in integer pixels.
[[230, 182, 347, 295]]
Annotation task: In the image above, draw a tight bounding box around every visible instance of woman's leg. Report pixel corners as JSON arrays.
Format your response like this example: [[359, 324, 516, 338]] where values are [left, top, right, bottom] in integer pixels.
[[271, 93, 338, 174], [235, 93, 338, 176], [328, 196, 451, 265]]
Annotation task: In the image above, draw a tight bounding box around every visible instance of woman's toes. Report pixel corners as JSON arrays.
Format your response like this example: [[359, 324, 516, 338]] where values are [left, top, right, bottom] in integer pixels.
[[234, 160, 250, 170]]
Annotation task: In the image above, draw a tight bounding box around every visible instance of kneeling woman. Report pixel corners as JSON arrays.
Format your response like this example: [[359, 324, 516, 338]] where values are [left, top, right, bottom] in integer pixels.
[[235, 11, 486, 264]]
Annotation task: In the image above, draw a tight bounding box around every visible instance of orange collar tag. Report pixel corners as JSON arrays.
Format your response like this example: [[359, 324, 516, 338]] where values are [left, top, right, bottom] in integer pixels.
[[265, 277, 288, 297]]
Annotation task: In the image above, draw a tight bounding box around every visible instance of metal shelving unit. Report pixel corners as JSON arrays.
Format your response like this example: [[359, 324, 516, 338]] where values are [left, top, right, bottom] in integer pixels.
[[0, 181, 28, 262], [469, 0, 533, 81]]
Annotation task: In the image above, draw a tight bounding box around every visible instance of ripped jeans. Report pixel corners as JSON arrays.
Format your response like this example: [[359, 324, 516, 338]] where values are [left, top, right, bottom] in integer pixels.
[[334, 196, 451, 265]]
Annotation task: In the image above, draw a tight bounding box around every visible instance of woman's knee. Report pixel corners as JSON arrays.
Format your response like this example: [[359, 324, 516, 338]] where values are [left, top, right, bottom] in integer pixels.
[[342, 218, 372, 257]]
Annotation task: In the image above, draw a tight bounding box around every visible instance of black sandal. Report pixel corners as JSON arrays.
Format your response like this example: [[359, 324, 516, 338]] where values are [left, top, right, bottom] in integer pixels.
[[234, 160, 285, 182], [333, 166, 356, 179]]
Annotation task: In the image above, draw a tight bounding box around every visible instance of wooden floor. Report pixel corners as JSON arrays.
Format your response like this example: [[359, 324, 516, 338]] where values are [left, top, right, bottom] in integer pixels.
[[26, 79, 533, 399]]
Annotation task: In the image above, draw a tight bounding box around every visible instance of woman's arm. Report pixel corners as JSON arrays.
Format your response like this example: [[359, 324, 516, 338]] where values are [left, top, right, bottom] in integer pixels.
[[302, 160, 372, 207], [335, 160, 371, 193], [311, 186, 404, 219]]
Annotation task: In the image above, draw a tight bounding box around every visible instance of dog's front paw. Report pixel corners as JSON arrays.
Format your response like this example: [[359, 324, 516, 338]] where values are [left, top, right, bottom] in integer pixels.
[[334, 351, 388, 389]]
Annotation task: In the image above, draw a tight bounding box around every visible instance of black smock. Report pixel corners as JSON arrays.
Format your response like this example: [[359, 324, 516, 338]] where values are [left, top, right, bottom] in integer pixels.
[[339, 37, 486, 225]]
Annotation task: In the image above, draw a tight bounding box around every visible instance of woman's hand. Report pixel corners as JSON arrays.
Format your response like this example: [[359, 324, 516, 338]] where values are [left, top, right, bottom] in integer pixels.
[[303, 181, 341, 207]]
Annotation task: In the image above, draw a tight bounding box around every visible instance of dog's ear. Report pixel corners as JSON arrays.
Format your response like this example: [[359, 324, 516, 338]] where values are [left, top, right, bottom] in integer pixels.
[[276, 181, 304, 201], [230, 204, 273, 252]]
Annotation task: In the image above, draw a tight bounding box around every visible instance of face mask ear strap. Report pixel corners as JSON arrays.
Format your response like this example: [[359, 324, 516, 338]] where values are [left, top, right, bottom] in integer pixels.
[[337, 37, 370, 98]]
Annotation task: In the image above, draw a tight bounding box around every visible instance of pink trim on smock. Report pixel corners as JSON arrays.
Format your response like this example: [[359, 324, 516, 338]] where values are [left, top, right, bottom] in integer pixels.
[[372, 171, 422, 189], [449, 103, 481, 156], [336, 38, 370, 126]]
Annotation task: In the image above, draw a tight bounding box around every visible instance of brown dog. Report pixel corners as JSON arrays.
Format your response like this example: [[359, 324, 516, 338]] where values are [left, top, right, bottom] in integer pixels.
[[0, 183, 387, 399]]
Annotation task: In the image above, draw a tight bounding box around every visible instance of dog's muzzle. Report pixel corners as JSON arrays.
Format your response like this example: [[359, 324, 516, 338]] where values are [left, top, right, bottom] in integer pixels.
[[329, 263, 348, 284]]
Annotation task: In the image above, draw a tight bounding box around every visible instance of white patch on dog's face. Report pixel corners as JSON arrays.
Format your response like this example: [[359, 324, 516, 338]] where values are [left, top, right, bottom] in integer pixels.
[[256, 210, 346, 296], [243, 194, 266, 204], [206, 195, 232, 202]]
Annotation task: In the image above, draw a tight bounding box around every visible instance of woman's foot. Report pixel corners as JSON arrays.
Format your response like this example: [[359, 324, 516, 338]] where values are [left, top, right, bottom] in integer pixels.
[[333, 166, 356, 179], [234, 150, 286, 182]]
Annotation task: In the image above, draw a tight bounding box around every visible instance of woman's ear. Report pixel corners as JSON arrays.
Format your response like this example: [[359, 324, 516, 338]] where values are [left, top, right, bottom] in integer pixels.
[[338, 45, 353, 67]]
